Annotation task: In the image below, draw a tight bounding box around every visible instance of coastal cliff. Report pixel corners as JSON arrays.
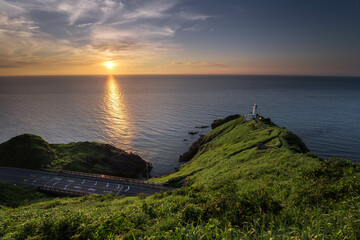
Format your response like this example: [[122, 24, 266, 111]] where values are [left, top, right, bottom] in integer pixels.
[[0, 134, 152, 178], [162, 115, 311, 187], [1, 116, 360, 239]]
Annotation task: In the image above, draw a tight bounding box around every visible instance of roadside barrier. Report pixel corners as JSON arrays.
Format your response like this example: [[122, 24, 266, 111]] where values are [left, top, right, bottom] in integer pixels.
[[0, 167, 171, 197], [38, 186, 142, 197], [38, 186, 88, 196], [43, 169, 172, 191]]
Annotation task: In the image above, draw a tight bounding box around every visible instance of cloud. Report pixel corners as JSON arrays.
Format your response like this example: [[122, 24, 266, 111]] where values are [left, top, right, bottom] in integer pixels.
[[177, 11, 210, 21], [0, 59, 40, 68], [0, 0, 211, 68], [57, 0, 125, 25], [160, 61, 229, 68], [92, 39, 141, 52], [120, 0, 178, 21]]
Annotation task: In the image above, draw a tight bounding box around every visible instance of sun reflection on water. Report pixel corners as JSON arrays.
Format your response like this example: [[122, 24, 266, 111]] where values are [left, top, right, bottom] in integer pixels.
[[103, 75, 133, 149]]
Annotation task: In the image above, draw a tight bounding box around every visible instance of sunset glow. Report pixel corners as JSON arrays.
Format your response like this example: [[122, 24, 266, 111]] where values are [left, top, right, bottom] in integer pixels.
[[0, 0, 359, 76], [105, 62, 115, 69]]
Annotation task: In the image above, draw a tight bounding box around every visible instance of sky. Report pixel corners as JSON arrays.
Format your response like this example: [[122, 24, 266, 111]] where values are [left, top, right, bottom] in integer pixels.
[[0, 0, 359, 76]]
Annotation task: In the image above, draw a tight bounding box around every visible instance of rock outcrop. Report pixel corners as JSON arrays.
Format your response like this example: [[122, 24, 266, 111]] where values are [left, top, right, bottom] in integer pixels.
[[0, 134, 152, 179], [211, 114, 240, 129], [0, 134, 53, 170], [179, 136, 205, 162]]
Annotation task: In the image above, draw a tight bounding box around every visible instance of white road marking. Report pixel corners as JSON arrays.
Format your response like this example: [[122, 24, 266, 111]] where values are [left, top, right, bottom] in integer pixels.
[[64, 184, 70, 190], [88, 188, 96, 192], [116, 184, 120, 189], [81, 179, 85, 184], [52, 182, 58, 186], [103, 190, 113, 194], [54, 177, 62, 181], [32, 179, 38, 183], [94, 181, 97, 186], [116, 185, 124, 196], [106, 183, 109, 188], [73, 186, 82, 190], [125, 186, 130, 192], [30, 174, 36, 177], [67, 179, 75, 183], [45, 178, 56, 186]]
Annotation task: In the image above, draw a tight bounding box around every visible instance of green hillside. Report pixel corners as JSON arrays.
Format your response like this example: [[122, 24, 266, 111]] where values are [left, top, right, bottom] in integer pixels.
[[0, 134, 53, 169], [1, 116, 360, 239], [0, 135, 151, 178], [0, 182, 52, 208]]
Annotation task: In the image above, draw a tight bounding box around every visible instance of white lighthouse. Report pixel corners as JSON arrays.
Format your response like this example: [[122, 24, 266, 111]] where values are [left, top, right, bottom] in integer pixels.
[[252, 104, 257, 117], [244, 104, 258, 121]]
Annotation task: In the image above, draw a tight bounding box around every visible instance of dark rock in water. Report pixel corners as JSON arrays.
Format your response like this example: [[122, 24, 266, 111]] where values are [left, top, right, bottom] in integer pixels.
[[188, 131, 199, 135], [211, 114, 241, 129], [195, 125, 209, 129], [183, 139, 188, 141], [179, 136, 205, 162], [170, 167, 180, 174]]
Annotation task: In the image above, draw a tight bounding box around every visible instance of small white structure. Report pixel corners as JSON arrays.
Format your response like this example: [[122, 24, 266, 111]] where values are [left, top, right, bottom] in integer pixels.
[[244, 104, 258, 121]]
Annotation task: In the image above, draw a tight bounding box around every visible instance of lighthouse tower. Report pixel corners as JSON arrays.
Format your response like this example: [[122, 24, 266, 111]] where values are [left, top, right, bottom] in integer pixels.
[[244, 104, 258, 121], [252, 104, 257, 117]]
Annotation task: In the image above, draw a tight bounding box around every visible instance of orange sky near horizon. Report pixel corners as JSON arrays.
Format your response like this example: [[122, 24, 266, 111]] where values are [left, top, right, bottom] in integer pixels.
[[0, 0, 359, 77]]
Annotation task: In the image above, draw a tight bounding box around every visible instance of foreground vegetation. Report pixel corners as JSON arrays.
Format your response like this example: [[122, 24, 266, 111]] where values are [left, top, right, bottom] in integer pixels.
[[0, 182, 52, 208], [1, 116, 360, 239]]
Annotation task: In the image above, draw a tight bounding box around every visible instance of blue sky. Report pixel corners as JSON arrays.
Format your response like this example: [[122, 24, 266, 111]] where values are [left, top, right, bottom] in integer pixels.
[[0, 0, 359, 75]]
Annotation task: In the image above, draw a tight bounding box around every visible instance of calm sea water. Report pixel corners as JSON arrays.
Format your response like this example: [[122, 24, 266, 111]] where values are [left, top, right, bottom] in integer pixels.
[[0, 75, 359, 176]]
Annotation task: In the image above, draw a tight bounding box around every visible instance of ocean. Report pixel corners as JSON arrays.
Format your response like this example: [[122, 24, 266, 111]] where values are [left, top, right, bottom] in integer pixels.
[[0, 75, 359, 176]]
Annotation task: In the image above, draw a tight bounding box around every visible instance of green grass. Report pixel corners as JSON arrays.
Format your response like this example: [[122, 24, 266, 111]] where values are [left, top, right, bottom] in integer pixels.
[[50, 142, 114, 172], [0, 134, 53, 169], [50, 141, 149, 177], [1, 116, 360, 239], [0, 182, 53, 208], [0, 135, 149, 178]]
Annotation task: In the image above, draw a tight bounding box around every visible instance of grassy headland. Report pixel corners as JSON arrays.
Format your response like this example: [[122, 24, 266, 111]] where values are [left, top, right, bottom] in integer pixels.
[[0, 134, 53, 169], [0, 134, 151, 178], [1, 116, 360, 239]]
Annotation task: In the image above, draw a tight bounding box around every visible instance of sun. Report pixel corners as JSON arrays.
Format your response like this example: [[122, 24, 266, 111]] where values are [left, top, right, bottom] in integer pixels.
[[105, 61, 114, 69]]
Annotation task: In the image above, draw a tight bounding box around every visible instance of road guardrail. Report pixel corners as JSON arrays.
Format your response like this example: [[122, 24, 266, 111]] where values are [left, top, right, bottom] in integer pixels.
[[42, 169, 172, 191]]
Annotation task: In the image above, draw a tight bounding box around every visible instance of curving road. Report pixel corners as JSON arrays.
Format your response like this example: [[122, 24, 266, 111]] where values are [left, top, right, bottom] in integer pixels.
[[0, 167, 171, 196]]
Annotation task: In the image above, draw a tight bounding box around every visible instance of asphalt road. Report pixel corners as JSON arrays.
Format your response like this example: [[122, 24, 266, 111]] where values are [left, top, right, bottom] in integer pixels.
[[0, 167, 170, 196]]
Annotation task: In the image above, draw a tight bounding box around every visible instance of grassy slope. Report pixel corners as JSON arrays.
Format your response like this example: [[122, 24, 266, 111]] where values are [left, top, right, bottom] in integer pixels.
[[50, 142, 149, 177], [0, 135, 148, 178], [151, 117, 314, 192], [1, 117, 360, 239], [0, 134, 53, 169], [0, 182, 53, 208], [49, 142, 109, 171]]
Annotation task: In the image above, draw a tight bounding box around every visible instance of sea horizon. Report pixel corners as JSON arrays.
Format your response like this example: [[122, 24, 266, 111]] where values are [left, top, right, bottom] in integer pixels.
[[1, 74, 359, 176], [1, 73, 360, 78]]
